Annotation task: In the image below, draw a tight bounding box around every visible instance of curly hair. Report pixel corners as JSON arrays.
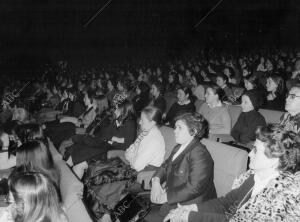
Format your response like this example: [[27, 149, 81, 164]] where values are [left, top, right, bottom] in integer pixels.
[[175, 113, 208, 140], [256, 124, 300, 174]]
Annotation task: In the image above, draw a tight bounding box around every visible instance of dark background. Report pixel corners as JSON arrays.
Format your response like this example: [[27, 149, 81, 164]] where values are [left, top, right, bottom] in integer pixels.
[[0, 0, 299, 76]]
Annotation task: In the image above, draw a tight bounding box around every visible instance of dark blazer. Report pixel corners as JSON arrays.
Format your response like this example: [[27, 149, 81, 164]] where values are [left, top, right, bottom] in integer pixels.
[[153, 139, 216, 215]]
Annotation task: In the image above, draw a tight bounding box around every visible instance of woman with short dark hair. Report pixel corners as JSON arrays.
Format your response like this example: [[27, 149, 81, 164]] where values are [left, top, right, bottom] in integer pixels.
[[145, 112, 216, 221], [165, 86, 195, 127]]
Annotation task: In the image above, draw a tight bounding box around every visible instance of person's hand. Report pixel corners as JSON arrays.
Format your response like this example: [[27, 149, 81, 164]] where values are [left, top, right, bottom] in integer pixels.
[[150, 178, 164, 203], [107, 140, 113, 145], [163, 204, 196, 222]]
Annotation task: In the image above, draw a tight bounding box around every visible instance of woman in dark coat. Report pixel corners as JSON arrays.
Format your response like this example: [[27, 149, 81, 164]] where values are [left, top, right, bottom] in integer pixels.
[[144, 113, 216, 221], [231, 91, 266, 145], [165, 86, 195, 127]]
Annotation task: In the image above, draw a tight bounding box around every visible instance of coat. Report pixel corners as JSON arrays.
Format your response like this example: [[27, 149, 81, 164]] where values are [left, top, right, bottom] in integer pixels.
[[153, 139, 216, 216]]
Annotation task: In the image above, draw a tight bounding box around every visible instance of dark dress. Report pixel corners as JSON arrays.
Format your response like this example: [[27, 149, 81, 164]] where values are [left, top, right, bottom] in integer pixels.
[[70, 119, 137, 164], [231, 110, 266, 144], [165, 102, 195, 127], [262, 93, 286, 111]]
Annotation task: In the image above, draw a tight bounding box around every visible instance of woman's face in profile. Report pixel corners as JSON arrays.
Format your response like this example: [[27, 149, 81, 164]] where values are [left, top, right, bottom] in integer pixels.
[[174, 120, 193, 145], [244, 80, 253, 91], [139, 112, 154, 131], [266, 78, 277, 92], [248, 139, 278, 171], [177, 89, 188, 103], [205, 88, 217, 104]]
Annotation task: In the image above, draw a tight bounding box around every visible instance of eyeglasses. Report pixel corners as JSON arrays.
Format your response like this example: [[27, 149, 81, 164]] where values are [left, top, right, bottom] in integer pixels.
[[286, 94, 300, 99]]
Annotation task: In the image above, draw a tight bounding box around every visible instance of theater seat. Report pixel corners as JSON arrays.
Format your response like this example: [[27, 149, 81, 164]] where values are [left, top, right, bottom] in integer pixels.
[[201, 138, 248, 197], [258, 109, 284, 124], [48, 140, 93, 222]]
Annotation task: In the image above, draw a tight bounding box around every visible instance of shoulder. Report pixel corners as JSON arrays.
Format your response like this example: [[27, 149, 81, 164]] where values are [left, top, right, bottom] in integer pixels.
[[232, 170, 254, 190], [189, 141, 211, 158]]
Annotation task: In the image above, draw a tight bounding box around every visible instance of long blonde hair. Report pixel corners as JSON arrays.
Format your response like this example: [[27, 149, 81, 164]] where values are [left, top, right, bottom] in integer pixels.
[[9, 169, 68, 222]]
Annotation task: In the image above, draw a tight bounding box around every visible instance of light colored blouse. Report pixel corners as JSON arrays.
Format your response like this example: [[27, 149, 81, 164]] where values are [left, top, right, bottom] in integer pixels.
[[125, 126, 165, 172]]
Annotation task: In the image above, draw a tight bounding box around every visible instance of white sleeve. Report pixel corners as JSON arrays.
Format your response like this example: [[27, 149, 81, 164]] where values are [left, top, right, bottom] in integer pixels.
[[130, 138, 164, 172]]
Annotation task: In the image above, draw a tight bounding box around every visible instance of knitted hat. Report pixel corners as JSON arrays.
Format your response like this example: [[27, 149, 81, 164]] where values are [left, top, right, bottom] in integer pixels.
[[244, 90, 262, 110]]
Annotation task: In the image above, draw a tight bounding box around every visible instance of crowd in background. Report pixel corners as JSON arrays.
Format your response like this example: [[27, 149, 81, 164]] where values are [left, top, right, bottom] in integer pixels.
[[0, 48, 300, 221]]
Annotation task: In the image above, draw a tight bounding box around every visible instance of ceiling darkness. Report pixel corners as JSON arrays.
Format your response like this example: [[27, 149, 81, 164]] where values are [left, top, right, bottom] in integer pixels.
[[0, 0, 299, 70]]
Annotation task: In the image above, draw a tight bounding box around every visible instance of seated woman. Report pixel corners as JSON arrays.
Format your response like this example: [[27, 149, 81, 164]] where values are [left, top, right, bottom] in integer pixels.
[[190, 73, 205, 101], [149, 81, 167, 114], [45, 90, 97, 147], [165, 86, 195, 127], [144, 113, 216, 221], [231, 91, 266, 146], [164, 124, 300, 222], [262, 74, 286, 111], [124, 106, 165, 172], [198, 85, 231, 136], [65, 99, 137, 179], [0, 168, 68, 222], [132, 81, 150, 116]]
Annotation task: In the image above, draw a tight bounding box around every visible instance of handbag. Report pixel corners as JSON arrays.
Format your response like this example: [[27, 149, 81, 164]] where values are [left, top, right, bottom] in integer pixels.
[[111, 193, 151, 222]]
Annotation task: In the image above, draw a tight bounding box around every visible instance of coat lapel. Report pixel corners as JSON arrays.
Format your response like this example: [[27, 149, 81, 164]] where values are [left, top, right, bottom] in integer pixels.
[[171, 139, 198, 165]]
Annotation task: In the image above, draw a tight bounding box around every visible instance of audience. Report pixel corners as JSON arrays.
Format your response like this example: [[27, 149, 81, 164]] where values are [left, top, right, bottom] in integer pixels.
[[1, 48, 300, 222]]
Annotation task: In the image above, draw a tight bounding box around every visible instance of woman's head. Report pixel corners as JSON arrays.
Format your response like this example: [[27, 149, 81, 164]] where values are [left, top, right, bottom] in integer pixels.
[[107, 78, 117, 91], [95, 95, 109, 114], [174, 113, 208, 144], [16, 123, 44, 144], [16, 140, 59, 186], [8, 169, 66, 222], [249, 124, 300, 174], [177, 86, 192, 103], [84, 90, 95, 107], [114, 99, 135, 125], [205, 85, 225, 104], [151, 81, 163, 98], [136, 81, 150, 95], [244, 74, 258, 90], [266, 75, 284, 95], [139, 106, 162, 131], [241, 91, 261, 112], [12, 108, 29, 123]]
